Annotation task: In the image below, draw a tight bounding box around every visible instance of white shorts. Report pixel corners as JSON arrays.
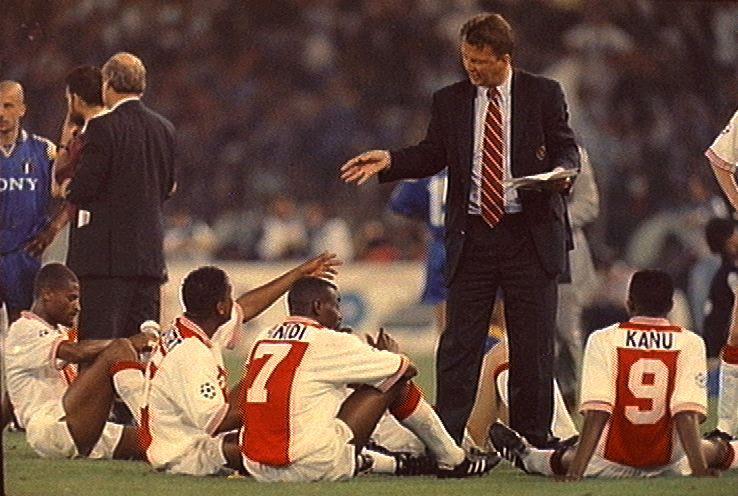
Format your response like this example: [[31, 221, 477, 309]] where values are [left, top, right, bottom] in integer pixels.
[[155, 433, 230, 476], [25, 401, 124, 459], [585, 454, 691, 478], [244, 418, 356, 482]]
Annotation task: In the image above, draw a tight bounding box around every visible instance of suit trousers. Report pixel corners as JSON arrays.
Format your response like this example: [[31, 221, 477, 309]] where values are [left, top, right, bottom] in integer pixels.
[[437, 214, 557, 445], [78, 275, 161, 340]]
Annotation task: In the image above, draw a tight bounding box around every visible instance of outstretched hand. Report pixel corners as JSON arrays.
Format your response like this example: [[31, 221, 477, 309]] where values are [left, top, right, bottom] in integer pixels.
[[340, 150, 391, 185], [366, 327, 400, 354], [300, 252, 342, 280]]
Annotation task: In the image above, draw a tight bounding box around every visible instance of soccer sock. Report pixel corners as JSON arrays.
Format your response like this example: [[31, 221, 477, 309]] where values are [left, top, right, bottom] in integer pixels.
[[552, 379, 579, 439], [363, 448, 397, 474], [390, 381, 465, 469], [111, 362, 146, 424], [519, 448, 556, 475], [717, 346, 738, 435]]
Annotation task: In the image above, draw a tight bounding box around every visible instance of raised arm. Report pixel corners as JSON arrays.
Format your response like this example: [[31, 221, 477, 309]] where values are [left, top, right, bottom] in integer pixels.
[[236, 252, 341, 322]]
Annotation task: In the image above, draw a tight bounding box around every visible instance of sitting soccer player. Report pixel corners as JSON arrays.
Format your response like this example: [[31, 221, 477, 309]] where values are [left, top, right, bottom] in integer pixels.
[[240, 277, 499, 482], [490, 270, 738, 479], [4, 263, 154, 460], [139, 253, 340, 476]]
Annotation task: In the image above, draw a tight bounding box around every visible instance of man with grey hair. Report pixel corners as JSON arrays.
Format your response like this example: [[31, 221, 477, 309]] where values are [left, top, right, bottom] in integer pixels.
[[65, 52, 176, 352]]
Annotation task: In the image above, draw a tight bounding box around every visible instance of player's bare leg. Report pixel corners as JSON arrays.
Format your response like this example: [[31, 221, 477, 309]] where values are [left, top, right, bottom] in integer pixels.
[[702, 437, 738, 471], [337, 381, 407, 450], [221, 432, 246, 473], [62, 338, 143, 457], [466, 342, 506, 447]]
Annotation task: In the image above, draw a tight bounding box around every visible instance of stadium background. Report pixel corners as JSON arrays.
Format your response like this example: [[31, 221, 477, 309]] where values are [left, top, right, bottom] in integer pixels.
[[2, 1, 738, 494]]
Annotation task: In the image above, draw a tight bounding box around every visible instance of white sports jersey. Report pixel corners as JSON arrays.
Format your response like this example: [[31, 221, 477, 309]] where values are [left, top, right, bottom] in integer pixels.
[[4, 312, 77, 428], [142, 317, 229, 469], [241, 316, 408, 467], [580, 317, 707, 468], [706, 109, 738, 173]]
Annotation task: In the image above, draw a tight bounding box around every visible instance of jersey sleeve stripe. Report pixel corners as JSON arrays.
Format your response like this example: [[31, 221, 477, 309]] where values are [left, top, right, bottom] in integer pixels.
[[671, 402, 707, 417], [706, 148, 736, 173], [376, 355, 409, 393], [579, 400, 613, 414], [205, 403, 229, 436]]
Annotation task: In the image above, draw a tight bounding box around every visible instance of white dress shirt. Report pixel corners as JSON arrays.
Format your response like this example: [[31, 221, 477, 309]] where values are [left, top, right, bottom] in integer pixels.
[[468, 69, 521, 214]]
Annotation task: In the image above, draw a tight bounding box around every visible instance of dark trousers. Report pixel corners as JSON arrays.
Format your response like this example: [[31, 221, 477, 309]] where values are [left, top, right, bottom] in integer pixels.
[[436, 214, 557, 445], [78, 275, 161, 340]]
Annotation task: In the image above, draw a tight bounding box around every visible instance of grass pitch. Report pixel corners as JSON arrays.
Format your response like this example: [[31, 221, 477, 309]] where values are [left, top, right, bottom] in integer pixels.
[[5, 352, 738, 496]]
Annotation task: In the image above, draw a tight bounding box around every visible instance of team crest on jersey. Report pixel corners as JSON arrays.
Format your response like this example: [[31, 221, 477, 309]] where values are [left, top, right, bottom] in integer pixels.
[[38, 328, 51, 338], [200, 382, 217, 399], [161, 327, 184, 351]]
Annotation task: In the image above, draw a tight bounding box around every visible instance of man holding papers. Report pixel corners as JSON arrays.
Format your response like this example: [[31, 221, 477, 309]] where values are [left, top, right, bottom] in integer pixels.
[[340, 12, 579, 449]]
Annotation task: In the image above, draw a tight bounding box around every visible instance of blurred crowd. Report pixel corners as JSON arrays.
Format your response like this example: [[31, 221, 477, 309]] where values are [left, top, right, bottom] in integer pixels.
[[3, 0, 737, 331]]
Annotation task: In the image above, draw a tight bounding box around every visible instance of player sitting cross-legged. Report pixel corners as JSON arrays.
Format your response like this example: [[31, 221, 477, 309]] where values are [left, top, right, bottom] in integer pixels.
[[137, 253, 341, 476], [240, 277, 499, 482], [490, 269, 738, 479], [4, 263, 155, 460]]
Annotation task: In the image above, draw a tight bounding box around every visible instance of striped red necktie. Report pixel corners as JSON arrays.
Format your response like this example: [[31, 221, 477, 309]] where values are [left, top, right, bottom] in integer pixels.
[[480, 88, 504, 228]]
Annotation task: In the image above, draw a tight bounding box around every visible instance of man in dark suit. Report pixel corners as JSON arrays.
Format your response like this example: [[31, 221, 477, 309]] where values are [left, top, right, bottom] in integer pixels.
[[65, 52, 175, 342], [341, 13, 579, 448]]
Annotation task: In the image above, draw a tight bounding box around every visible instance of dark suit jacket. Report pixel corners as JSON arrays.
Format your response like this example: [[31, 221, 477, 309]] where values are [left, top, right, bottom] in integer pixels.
[[66, 99, 176, 280], [703, 260, 737, 358], [379, 70, 579, 282]]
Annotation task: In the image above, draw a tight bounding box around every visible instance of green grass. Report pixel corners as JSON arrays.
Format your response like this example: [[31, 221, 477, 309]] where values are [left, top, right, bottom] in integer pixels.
[[5, 352, 738, 496]]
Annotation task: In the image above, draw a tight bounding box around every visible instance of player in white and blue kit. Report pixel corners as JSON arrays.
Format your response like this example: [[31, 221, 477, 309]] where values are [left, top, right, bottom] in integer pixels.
[[0, 81, 58, 324], [389, 171, 449, 333]]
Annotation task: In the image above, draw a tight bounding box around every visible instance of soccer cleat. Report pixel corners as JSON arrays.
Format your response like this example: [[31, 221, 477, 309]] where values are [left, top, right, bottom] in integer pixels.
[[354, 452, 374, 476], [436, 450, 500, 478], [488, 422, 530, 473], [704, 428, 735, 442], [394, 452, 438, 476]]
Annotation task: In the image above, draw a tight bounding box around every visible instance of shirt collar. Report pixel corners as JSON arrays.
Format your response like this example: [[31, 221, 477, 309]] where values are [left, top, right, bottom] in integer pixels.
[[629, 316, 672, 326], [110, 95, 140, 112], [81, 108, 111, 133], [17, 129, 28, 143]]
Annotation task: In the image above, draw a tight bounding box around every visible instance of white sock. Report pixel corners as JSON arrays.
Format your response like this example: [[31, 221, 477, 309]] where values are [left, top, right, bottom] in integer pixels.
[[499, 369, 578, 439], [552, 379, 579, 439], [396, 399, 465, 469], [521, 448, 555, 475], [112, 367, 145, 424], [718, 360, 738, 435], [364, 449, 397, 474]]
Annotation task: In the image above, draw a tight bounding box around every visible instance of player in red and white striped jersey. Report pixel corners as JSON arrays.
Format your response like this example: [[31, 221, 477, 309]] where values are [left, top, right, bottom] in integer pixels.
[[491, 270, 738, 479], [140, 253, 341, 476], [240, 277, 499, 482], [4, 263, 153, 460]]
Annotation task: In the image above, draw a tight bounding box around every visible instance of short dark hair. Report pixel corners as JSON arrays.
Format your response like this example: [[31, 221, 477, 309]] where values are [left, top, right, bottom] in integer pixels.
[[182, 266, 229, 318], [705, 217, 735, 255], [287, 277, 336, 315], [628, 270, 674, 317], [460, 13, 514, 57], [65, 66, 103, 106], [33, 263, 78, 298]]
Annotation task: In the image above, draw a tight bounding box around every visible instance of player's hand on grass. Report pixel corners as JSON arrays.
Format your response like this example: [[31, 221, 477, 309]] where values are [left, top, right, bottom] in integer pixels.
[[340, 150, 391, 185], [300, 252, 342, 280], [366, 327, 400, 353], [691, 467, 720, 477]]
